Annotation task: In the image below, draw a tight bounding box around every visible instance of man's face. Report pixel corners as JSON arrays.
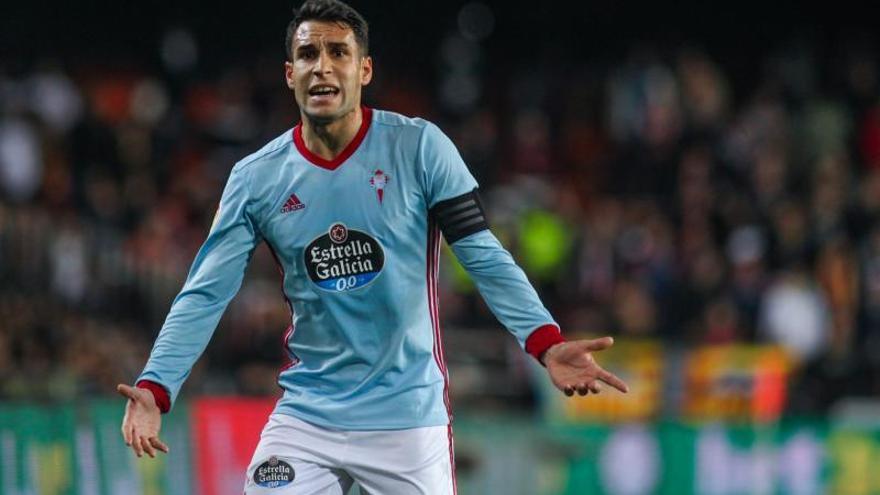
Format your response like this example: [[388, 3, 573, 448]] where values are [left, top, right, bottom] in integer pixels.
[[285, 20, 372, 124]]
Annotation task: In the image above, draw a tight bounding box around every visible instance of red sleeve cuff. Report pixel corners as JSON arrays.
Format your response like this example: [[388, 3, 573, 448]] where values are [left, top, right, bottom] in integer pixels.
[[525, 324, 566, 363], [136, 380, 171, 414]]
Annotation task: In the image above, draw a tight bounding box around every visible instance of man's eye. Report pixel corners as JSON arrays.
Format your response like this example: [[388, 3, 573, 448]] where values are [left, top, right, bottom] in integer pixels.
[[333, 49, 345, 57]]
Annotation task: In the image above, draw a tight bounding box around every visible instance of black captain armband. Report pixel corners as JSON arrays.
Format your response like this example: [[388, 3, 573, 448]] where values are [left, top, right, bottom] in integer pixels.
[[430, 188, 489, 244]]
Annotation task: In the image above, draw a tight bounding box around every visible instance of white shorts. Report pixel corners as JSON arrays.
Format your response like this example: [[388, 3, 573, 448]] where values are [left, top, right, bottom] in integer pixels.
[[243, 413, 456, 495]]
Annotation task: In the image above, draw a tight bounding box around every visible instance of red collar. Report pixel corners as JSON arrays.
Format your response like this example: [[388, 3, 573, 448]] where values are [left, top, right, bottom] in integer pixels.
[[293, 106, 373, 171]]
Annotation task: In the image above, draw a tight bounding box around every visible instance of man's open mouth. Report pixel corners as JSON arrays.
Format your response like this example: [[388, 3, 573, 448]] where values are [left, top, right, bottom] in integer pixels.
[[309, 85, 340, 96]]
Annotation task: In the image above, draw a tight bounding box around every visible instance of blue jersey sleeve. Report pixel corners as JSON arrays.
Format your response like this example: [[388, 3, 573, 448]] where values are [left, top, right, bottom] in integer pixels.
[[419, 122, 479, 208], [419, 122, 564, 361], [450, 230, 562, 359], [137, 164, 261, 408]]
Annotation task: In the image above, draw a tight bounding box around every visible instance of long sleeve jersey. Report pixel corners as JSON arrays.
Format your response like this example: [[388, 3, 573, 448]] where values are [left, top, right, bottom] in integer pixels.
[[137, 108, 564, 430]]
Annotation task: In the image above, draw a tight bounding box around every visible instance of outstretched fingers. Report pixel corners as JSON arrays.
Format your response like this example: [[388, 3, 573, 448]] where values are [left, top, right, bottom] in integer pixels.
[[121, 420, 133, 446], [579, 336, 615, 352], [126, 432, 168, 458], [141, 436, 156, 458], [150, 437, 170, 454], [553, 337, 629, 396], [570, 381, 602, 396], [116, 383, 139, 402], [597, 368, 629, 393], [130, 428, 144, 457]]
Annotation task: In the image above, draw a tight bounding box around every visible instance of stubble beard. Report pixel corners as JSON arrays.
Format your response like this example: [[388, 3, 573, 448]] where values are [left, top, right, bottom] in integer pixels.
[[303, 100, 356, 130]]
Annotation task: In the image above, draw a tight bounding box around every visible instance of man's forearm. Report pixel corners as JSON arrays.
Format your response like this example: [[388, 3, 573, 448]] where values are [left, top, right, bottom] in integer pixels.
[[449, 229, 564, 360]]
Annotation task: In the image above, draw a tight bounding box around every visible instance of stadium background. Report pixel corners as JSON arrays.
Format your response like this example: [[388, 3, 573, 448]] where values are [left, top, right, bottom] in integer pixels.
[[2, 1, 880, 493]]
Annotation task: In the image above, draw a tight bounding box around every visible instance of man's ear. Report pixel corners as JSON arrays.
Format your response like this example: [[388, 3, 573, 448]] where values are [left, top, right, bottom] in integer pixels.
[[284, 61, 296, 90], [360, 56, 373, 86]]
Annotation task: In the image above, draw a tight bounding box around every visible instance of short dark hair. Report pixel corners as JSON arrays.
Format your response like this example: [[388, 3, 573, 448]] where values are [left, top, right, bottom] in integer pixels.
[[285, 0, 369, 61]]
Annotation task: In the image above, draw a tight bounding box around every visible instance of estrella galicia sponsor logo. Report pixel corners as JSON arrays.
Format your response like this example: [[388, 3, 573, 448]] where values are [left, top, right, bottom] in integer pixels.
[[305, 223, 385, 292], [253, 456, 294, 488]]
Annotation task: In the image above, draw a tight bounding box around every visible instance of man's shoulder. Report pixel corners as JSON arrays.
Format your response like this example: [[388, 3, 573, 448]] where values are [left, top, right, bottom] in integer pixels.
[[370, 109, 451, 156], [371, 108, 434, 133], [233, 129, 294, 173]]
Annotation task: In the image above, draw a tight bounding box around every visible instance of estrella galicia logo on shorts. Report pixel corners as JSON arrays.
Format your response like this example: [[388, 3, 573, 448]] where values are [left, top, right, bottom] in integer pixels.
[[253, 456, 294, 488], [305, 223, 385, 292]]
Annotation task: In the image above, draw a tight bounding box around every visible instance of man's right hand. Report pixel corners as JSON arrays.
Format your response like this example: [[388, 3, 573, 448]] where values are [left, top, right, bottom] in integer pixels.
[[117, 384, 170, 458]]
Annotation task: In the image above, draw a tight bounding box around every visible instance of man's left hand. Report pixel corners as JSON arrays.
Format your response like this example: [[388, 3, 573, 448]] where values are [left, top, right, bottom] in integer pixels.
[[542, 337, 629, 396]]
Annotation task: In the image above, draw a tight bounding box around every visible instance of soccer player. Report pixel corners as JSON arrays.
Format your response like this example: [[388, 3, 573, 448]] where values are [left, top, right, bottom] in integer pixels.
[[116, 0, 629, 493]]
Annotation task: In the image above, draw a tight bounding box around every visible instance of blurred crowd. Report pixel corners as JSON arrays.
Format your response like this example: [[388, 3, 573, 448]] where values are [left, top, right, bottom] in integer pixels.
[[2, 24, 880, 414]]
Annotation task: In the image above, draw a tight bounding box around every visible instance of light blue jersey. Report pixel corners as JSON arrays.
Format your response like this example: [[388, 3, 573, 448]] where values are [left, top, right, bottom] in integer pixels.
[[138, 108, 563, 430]]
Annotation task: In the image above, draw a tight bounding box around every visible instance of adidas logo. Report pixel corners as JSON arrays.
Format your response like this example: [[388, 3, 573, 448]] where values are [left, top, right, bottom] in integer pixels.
[[281, 193, 306, 213]]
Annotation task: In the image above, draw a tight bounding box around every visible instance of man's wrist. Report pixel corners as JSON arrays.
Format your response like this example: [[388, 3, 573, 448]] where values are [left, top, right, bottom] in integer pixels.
[[136, 380, 171, 414], [539, 342, 564, 366], [525, 324, 566, 365]]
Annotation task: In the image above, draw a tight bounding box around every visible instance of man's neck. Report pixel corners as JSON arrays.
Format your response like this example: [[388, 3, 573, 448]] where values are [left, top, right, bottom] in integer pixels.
[[300, 107, 363, 161]]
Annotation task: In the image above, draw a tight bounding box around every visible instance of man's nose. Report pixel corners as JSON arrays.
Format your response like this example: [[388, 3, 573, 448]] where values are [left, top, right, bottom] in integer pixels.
[[313, 50, 332, 75]]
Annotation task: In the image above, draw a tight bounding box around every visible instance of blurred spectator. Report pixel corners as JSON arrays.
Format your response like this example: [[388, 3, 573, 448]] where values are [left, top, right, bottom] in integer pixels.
[[759, 270, 830, 362], [0, 118, 42, 201]]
